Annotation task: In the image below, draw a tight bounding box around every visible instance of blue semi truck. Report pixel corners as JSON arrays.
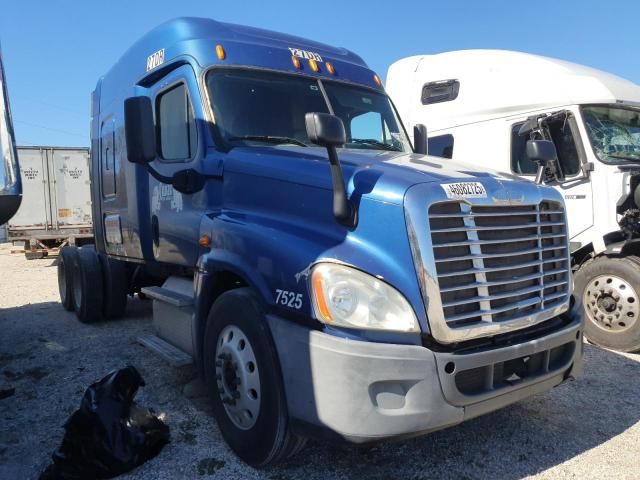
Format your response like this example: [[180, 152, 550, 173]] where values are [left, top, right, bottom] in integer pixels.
[[57, 18, 583, 466]]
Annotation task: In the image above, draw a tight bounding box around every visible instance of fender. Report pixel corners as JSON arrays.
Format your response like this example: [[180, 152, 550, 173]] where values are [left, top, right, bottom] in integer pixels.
[[193, 249, 274, 370]]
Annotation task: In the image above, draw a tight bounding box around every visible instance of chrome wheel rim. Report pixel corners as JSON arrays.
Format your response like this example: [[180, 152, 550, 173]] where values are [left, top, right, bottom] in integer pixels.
[[584, 274, 639, 333], [215, 325, 260, 430]]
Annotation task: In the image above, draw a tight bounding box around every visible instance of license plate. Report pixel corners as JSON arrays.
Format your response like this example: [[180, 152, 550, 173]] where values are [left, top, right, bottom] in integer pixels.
[[441, 182, 487, 199]]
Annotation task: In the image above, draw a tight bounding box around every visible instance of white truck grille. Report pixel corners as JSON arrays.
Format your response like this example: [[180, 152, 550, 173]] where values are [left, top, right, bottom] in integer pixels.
[[428, 201, 569, 328]]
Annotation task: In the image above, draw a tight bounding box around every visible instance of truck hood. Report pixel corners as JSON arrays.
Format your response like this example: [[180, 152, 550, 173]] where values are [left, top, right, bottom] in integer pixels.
[[225, 145, 529, 205]]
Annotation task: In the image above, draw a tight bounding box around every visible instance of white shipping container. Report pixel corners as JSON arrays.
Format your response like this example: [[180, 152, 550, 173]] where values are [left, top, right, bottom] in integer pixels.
[[8, 146, 93, 256]]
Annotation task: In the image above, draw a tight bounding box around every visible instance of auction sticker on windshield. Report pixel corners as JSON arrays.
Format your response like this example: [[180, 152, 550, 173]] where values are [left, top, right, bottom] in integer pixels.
[[441, 182, 487, 199]]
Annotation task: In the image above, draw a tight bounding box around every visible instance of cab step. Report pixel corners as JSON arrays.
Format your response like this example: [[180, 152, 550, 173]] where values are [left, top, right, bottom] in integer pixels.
[[141, 277, 195, 356], [137, 334, 193, 367], [140, 285, 194, 307]]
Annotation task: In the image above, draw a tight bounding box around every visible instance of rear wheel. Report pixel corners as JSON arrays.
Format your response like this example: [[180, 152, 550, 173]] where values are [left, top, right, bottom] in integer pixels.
[[573, 256, 640, 352], [57, 246, 77, 311], [203, 288, 305, 466], [98, 253, 128, 319], [72, 247, 104, 324]]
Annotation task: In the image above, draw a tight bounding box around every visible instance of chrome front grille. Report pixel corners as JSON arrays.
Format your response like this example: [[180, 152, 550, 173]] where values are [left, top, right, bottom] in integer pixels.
[[428, 201, 569, 328]]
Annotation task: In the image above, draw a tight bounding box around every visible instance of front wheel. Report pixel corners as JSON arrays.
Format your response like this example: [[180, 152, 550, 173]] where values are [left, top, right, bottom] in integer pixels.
[[573, 256, 640, 352], [203, 288, 306, 467]]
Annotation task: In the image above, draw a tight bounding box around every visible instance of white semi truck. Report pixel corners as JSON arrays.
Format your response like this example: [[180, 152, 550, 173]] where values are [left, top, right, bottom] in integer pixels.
[[387, 50, 640, 352]]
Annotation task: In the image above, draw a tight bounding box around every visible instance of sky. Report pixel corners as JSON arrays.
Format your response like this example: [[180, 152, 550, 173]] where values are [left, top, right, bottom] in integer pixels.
[[0, 0, 638, 147]]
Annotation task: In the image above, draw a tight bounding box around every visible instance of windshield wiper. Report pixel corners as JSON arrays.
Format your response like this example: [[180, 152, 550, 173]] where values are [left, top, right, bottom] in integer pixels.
[[607, 152, 640, 161], [228, 135, 308, 147], [348, 139, 400, 151]]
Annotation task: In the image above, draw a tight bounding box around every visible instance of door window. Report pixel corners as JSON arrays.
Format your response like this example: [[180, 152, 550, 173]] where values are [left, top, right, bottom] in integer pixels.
[[511, 116, 581, 177], [428, 134, 454, 158], [156, 83, 197, 161]]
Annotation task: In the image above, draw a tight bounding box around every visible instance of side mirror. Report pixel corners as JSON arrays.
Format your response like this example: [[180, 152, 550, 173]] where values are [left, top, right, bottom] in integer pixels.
[[305, 112, 346, 147], [305, 112, 355, 227], [124, 96, 156, 164], [526, 139, 561, 184], [413, 124, 428, 155]]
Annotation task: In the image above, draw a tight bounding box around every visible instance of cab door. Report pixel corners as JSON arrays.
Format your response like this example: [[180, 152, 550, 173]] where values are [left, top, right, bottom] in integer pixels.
[[145, 64, 208, 266], [509, 109, 594, 245]]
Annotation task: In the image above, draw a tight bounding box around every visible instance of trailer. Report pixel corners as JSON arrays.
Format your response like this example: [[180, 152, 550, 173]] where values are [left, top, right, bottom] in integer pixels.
[[8, 146, 93, 258]]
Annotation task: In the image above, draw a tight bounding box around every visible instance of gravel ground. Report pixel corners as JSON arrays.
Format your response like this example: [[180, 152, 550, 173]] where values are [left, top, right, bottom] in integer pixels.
[[0, 243, 639, 480]]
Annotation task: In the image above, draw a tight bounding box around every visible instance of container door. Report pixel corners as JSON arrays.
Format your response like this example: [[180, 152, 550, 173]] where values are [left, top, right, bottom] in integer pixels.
[[8, 148, 49, 231], [49, 148, 92, 229]]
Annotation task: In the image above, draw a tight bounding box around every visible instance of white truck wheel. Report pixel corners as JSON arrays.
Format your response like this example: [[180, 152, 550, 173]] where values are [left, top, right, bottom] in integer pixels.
[[573, 256, 640, 352]]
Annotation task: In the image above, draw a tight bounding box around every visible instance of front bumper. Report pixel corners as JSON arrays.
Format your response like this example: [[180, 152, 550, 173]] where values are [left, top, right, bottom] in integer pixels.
[[268, 315, 582, 443]]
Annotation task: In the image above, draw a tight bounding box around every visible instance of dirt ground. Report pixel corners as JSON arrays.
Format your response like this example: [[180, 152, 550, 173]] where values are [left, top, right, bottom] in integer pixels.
[[0, 243, 639, 480]]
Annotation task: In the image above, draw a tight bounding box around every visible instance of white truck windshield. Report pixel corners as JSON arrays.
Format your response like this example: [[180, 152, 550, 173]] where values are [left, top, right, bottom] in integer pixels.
[[206, 68, 411, 152], [582, 105, 640, 164]]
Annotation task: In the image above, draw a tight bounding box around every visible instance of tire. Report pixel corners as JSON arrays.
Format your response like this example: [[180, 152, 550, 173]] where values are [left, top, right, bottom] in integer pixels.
[[72, 247, 104, 324], [573, 255, 640, 352], [58, 246, 78, 311], [203, 288, 305, 467], [98, 253, 128, 319]]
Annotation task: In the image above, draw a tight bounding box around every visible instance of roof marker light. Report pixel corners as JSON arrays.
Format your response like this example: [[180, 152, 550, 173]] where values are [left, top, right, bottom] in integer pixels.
[[292, 55, 301, 69], [326, 62, 335, 75], [309, 59, 319, 72], [373, 74, 382, 87], [216, 44, 226, 60]]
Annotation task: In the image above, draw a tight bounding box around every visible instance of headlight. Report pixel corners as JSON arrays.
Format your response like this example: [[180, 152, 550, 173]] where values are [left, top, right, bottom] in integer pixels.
[[310, 263, 420, 332]]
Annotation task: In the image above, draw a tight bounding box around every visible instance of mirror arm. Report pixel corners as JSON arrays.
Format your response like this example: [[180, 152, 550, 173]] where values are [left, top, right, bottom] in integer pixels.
[[143, 164, 173, 184], [581, 162, 594, 178], [326, 145, 356, 227], [534, 163, 546, 185], [142, 164, 205, 194]]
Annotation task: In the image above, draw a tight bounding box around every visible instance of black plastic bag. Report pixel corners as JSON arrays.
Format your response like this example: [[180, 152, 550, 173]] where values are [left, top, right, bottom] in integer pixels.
[[41, 366, 170, 480]]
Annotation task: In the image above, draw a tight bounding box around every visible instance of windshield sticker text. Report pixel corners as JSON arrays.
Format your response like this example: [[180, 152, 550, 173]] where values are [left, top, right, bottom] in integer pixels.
[[442, 182, 487, 199], [147, 48, 165, 72], [288, 48, 323, 63]]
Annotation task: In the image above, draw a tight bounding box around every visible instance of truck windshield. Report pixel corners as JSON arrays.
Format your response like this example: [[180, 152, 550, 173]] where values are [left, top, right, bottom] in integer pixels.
[[582, 105, 640, 164], [206, 68, 411, 152]]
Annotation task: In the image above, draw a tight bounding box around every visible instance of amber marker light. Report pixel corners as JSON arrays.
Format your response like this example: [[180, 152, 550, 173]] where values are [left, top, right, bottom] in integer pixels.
[[326, 62, 335, 75], [291, 55, 301, 69], [215, 44, 226, 60], [309, 58, 320, 72], [199, 234, 212, 247], [373, 74, 382, 86], [312, 273, 333, 323]]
